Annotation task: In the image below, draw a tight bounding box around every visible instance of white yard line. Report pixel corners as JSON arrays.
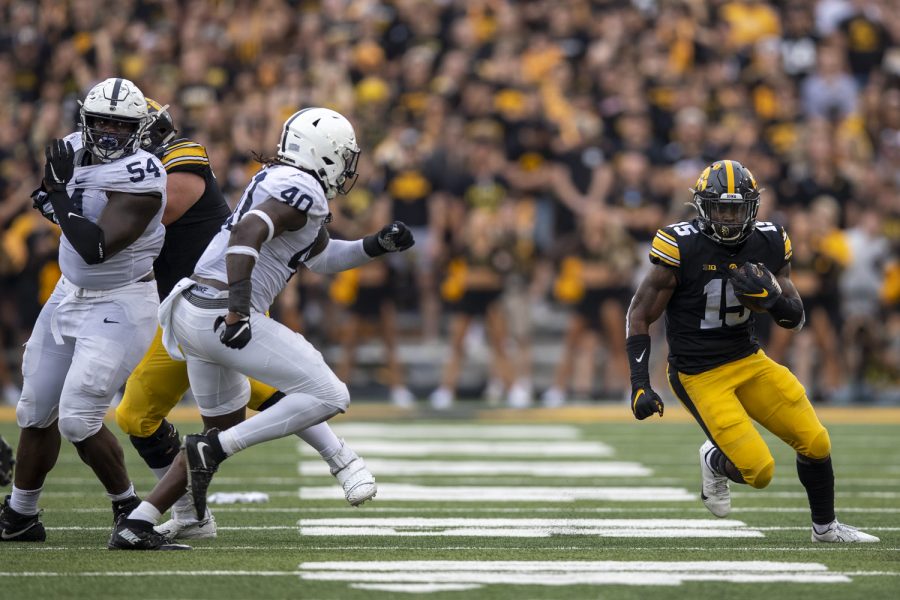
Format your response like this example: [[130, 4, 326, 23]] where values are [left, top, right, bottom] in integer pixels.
[[299, 484, 694, 502], [300, 459, 650, 477]]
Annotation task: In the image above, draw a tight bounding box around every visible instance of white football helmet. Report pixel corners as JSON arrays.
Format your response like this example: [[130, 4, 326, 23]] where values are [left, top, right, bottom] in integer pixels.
[[277, 107, 360, 198], [79, 78, 150, 162]]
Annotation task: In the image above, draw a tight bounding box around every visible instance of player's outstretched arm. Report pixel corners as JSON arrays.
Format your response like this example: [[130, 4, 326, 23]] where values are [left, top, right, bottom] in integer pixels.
[[304, 220, 415, 274], [625, 264, 676, 420]]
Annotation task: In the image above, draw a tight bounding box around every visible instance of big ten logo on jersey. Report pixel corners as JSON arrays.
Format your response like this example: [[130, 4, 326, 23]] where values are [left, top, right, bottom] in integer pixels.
[[672, 221, 699, 237]]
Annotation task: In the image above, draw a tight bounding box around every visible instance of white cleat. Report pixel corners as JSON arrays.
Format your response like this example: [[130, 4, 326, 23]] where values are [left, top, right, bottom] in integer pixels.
[[154, 513, 217, 540], [429, 387, 454, 411], [541, 386, 566, 408], [390, 386, 416, 408], [812, 520, 880, 543], [506, 382, 533, 409], [326, 440, 377, 507], [699, 439, 731, 518]]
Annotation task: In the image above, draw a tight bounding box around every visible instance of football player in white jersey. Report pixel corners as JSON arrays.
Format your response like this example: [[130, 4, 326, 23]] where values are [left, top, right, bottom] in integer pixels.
[[110, 107, 413, 549], [0, 78, 169, 545]]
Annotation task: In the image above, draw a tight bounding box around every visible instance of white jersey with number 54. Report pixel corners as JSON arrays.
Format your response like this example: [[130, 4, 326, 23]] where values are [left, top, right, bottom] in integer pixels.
[[58, 132, 167, 290], [193, 164, 329, 312]]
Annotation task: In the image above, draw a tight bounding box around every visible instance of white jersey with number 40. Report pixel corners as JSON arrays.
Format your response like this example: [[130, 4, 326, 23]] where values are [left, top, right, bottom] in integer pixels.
[[58, 132, 167, 290], [193, 164, 329, 312]]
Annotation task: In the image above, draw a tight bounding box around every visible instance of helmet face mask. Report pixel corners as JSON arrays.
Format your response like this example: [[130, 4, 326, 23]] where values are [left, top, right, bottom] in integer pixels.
[[277, 107, 360, 198], [691, 160, 761, 246], [79, 78, 149, 162]]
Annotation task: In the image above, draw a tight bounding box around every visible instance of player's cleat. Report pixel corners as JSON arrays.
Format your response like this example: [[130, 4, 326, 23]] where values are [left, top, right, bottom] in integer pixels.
[[811, 520, 880, 543], [699, 440, 731, 518], [112, 495, 142, 525], [390, 386, 416, 408], [155, 512, 217, 540], [429, 387, 453, 410], [540, 386, 566, 408], [326, 440, 377, 506], [0, 495, 45, 542], [506, 381, 533, 409], [183, 429, 225, 520], [108, 518, 191, 550]]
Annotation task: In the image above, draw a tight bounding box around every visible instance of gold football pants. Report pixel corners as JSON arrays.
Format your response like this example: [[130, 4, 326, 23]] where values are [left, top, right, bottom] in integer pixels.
[[668, 349, 830, 488], [115, 327, 279, 437]]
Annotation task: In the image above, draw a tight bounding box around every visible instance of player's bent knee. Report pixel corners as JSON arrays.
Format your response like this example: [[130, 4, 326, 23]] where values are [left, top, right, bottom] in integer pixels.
[[326, 380, 351, 413], [114, 407, 162, 438], [805, 428, 831, 461], [58, 415, 102, 443], [746, 457, 775, 489]]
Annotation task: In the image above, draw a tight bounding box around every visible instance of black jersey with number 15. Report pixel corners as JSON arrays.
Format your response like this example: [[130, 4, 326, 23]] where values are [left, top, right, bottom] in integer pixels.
[[648, 218, 793, 375]]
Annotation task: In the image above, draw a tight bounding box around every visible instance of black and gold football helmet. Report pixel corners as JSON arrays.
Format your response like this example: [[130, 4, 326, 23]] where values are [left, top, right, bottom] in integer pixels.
[[143, 97, 177, 155], [691, 159, 761, 246]]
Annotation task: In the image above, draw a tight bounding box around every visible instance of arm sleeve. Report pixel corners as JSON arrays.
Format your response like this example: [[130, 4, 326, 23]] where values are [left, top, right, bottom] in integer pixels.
[[303, 238, 373, 274]]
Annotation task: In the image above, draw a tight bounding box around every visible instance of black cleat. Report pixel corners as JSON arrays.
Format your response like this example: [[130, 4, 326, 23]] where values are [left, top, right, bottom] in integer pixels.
[[108, 518, 191, 550], [0, 495, 46, 542], [112, 495, 142, 526], [183, 429, 225, 520]]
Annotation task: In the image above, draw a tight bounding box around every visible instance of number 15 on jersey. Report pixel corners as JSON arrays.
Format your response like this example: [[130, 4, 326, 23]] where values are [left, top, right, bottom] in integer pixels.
[[701, 278, 750, 329]]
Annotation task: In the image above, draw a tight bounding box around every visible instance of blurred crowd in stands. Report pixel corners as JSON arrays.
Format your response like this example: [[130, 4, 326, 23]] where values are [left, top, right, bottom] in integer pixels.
[[1, 0, 899, 408]]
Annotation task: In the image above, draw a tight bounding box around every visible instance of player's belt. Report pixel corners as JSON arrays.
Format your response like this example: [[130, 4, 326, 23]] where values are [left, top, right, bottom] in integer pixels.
[[181, 286, 229, 309]]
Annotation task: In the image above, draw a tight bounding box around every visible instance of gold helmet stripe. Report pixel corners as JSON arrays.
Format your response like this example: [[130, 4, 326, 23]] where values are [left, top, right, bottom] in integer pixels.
[[724, 160, 735, 194]]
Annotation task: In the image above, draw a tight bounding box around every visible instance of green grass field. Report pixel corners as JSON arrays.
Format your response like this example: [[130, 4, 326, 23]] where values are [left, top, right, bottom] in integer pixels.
[[1, 409, 898, 599]]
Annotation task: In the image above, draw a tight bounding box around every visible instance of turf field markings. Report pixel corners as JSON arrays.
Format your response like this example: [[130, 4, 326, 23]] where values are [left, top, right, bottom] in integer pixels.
[[297, 518, 765, 538], [5, 546, 900, 552], [299, 483, 694, 502], [297, 560, 850, 591], [299, 459, 650, 477], [299, 440, 614, 457], [330, 424, 582, 439]]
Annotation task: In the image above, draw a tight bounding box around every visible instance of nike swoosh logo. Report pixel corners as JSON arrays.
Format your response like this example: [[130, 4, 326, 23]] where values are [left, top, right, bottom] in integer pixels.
[[635, 350, 646, 363], [75, 178, 86, 185], [67, 212, 87, 220], [1, 523, 35, 539], [196, 442, 210, 470], [632, 389, 644, 411], [103, 317, 119, 324], [744, 290, 769, 298]]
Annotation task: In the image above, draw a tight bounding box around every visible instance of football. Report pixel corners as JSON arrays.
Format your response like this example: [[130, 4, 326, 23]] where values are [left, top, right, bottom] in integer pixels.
[[733, 263, 769, 313]]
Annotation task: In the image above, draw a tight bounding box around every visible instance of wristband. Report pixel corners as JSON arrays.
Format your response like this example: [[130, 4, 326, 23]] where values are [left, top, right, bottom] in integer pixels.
[[362, 234, 386, 257]]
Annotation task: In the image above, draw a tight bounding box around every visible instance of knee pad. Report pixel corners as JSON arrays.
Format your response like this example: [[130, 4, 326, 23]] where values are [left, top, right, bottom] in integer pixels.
[[746, 456, 775, 489], [130, 420, 180, 469], [805, 428, 832, 461], [58, 415, 102, 443]]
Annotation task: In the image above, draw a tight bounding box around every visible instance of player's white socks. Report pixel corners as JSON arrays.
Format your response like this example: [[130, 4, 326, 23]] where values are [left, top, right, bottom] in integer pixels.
[[9, 485, 41, 516], [128, 501, 162, 525], [217, 392, 341, 455], [106, 483, 136, 503], [297, 422, 343, 459]]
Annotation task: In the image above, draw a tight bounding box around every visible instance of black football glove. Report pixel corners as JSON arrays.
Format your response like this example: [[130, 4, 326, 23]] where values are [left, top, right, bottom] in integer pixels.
[[44, 139, 76, 192], [31, 186, 58, 224], [0, 434, 14, 487], [214, 314, 252, 349], [364, 221, 415, 256], [631, 385, 664, 420], [726, 262, 781, 310]]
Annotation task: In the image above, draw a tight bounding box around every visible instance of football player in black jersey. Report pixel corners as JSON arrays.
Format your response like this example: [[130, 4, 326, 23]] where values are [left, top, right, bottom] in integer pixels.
[[625, 159, 878, 543], [114, 100, 376, 541]]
